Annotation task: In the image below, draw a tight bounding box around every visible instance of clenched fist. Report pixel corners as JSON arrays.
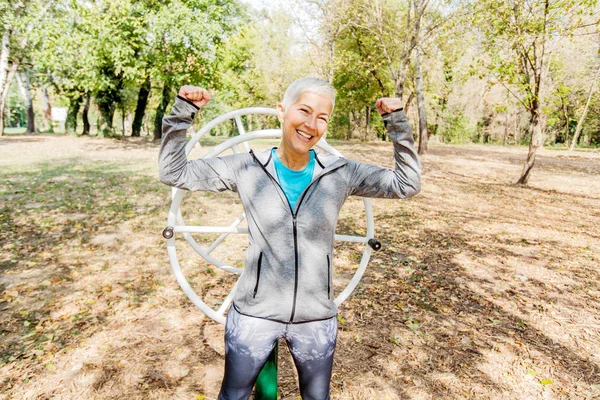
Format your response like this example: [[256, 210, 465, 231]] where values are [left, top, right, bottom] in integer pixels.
[[375, 98, 403, 115], [179, 85, 211, 108]]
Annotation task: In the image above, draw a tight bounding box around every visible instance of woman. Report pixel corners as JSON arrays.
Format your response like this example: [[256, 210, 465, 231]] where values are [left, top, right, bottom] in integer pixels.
[[158, 77, 421, 400]]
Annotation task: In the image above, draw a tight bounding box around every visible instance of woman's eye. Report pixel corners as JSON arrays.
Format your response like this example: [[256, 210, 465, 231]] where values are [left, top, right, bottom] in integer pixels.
[[319, 118, 328, 123], [299, 109, 308, 114]]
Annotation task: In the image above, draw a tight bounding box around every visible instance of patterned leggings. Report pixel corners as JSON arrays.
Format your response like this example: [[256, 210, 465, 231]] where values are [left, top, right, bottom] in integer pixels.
[[217, 306, 338, 400]]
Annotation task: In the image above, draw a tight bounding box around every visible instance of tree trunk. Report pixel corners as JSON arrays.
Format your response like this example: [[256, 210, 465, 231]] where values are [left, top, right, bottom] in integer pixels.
[[394, 0, 426, 102], [153, 83, 172, 141], [0, 28, 12, 134], [395, 58, 412, 101], [95, 75, 123, 137], [560, 96, 569, 147], [328, 41, 335, 85], [415, 48, 428, 155], [503, 92, 509, 145], [0, 28, 11, 91], [96, 94, 117, 137], [41, 85, 53, 133], [404, 92, 415, 114], [365, 105, 371, 140], [66, 94, 82, 134], [16, 68, 36, 133], [121, 106, 125, 135], [346, 112, 352, 140], [503, 110, 509, 145], [516, 109, 544, 185], [569, 65, 600, 151], [514, 112, 519, 143], [132, 76, 150, 137], [0, 61, 18, 136], [82, 93, 91, 135]]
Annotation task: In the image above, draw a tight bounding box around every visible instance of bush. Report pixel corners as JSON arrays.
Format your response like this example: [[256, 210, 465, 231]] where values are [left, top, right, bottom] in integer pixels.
[[438, 111, 476, 144]]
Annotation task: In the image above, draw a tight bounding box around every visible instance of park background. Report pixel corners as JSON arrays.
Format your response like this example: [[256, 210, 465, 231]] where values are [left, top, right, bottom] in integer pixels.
[[1, 0, 600, 399]]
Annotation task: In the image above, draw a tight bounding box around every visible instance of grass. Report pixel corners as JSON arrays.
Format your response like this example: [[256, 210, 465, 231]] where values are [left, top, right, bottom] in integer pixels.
[[0, 133, 599, 399], [2, 128, 27, 134]]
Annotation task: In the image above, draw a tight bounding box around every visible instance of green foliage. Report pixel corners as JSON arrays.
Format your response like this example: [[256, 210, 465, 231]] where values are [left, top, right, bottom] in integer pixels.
[[216, 9, 311, 112], [472, 0, 598, 125], [6, 0, 600, 147], [437, 110, 476, 144], [24, 0, 244, 136]]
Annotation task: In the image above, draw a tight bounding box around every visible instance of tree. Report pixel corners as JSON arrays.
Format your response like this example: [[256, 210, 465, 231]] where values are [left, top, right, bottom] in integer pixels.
[[415, 46, 428, 153], [1, 0, 30, 135], [132, 76, 151, 136], [146, 0, 244, 141], [15, 67, 35, 133], [1, 0, 55, 135], [474, 0, 598, 184], [353, 0, 432, 102], [88, 0, 150, 136], [332, 24, 391, 140], [569, 64, 600, 150], [29, 0, 95, 134]]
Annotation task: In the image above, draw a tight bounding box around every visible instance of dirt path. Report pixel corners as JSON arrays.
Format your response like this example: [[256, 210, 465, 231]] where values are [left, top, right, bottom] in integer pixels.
[[1, 134, 599, 399]]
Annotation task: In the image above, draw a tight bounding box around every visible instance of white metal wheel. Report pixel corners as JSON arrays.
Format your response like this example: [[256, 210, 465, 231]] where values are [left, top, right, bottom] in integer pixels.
[[164, 107, 380, 325]]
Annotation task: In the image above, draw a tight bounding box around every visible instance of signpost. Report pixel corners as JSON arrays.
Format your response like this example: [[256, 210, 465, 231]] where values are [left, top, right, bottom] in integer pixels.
[[51, 107, 67, 132]]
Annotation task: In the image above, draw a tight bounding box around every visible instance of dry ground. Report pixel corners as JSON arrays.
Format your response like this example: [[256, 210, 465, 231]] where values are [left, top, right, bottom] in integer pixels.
[[0, 134, 599, 400]]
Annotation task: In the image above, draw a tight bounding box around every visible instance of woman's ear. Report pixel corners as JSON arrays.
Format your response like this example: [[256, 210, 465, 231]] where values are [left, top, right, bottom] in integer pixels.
[[276, 103, 285, 123]]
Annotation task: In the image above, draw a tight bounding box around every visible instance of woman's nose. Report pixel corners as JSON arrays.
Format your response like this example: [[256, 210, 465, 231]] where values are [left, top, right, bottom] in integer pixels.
[[304, 116, 317, 131]]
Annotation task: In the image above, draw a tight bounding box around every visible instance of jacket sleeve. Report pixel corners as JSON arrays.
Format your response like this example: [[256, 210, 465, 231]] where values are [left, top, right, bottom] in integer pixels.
[[347, 109, 421, 198], [158, 96, 238, 192]]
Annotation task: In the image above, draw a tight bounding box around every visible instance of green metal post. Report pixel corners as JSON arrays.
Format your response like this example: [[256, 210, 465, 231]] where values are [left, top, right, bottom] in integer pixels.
[[254, 342, 278, 399]]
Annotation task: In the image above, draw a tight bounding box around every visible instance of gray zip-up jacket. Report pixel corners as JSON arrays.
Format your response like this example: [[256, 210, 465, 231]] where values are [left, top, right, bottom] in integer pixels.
[[159, 96, 421, 323]]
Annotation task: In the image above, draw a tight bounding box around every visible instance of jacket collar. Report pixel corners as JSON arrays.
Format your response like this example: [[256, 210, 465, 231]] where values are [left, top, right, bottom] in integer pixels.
[[252, 147, 346, 169], [251, 147, 347, 183]]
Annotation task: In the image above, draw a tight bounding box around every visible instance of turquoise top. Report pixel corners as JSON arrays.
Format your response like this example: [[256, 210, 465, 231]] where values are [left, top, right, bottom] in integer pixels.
[[272, 148, 315, 212]]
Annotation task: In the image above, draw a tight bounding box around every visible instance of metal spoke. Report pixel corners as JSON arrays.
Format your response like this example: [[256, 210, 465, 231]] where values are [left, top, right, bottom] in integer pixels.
[[207, 213, 246, 255], [334, 234, 368, 243], [235, 115, 251, 152], [173, 226, 249, 234], [176, 210, 243, 275], [217, 279, 240, 315]]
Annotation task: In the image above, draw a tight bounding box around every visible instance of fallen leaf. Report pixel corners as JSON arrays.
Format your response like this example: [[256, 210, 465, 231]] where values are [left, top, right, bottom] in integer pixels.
[[45, 363, 57, 372]]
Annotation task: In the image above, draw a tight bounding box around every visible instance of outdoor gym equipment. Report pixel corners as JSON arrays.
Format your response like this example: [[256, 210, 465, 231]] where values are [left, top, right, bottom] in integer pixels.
[[163, 107, 381, 397]]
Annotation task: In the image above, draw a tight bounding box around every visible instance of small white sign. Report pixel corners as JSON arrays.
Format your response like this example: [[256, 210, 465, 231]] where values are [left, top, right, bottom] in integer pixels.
[[51, 107, 68, 121]]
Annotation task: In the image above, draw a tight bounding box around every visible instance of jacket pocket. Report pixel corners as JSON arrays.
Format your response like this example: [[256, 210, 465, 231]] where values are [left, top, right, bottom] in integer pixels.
[[327, 254, 331, 299], [253, 252, 263, 298]]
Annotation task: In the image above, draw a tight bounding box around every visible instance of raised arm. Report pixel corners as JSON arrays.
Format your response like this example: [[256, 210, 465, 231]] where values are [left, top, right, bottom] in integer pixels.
[[158, 86, 238, 192], [347, 98, 421, 198]]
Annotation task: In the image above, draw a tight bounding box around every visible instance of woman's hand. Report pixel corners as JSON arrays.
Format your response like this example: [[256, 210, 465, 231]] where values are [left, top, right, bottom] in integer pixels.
[[179, 85, 211, 108], [375, 97, 403, 115]]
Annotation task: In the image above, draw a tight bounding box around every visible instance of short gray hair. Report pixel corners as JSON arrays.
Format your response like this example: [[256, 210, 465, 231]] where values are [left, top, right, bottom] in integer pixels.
[[281, 77, 336, 111]]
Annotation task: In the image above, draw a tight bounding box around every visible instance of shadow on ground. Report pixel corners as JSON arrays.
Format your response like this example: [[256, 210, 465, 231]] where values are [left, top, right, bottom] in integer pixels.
[[1, 140, 599, 399]]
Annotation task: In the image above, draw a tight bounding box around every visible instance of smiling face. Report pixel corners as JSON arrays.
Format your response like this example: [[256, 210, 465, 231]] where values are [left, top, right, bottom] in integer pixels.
[[277, 91, 333, 157]]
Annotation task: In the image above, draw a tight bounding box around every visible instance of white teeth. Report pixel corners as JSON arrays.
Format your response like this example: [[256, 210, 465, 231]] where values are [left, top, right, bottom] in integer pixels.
[[297, 130, 312, 139]]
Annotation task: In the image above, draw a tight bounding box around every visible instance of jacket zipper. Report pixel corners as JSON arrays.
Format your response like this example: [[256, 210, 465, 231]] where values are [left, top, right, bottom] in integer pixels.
[[290, 216, 299, 320], [327, 254, 331, 299], [288, 169, 341, 322], [251, 150, 344, 322], [253, 252, 263, 298]]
